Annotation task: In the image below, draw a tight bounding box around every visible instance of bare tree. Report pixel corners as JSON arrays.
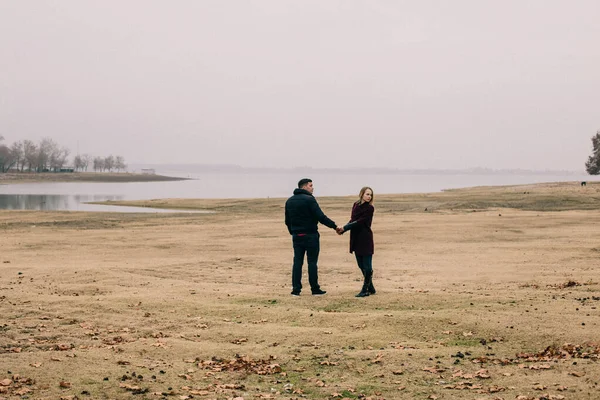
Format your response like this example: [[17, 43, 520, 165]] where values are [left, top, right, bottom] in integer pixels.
[[115, 155, 126, 172], [73, 155, 84, 172], [0, 143, 20, 172], [23, 140, 38, 172], [93, 156, 105, 172], [82, 154, 91, 171], [0, 135, 5, 171], [37, 137, 59, 172], [49, 146, 70, 171], [0, 145, 7, 172], [0, 144, 15, 172], [10, 141, 24, 171], [104, 155, 115, 172]]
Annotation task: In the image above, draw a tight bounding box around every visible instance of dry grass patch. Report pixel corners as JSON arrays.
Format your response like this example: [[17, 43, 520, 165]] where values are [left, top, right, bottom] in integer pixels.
[[1, 181, 600, 399]]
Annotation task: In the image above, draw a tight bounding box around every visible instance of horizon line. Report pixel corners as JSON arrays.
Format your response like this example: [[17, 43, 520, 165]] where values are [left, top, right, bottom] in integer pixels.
[[127, 163, 586, 174]]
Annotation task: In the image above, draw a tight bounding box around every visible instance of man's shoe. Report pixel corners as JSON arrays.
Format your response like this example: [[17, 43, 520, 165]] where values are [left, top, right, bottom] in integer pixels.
[[311, 289, 327, 296], [355, 290, 370, 297], [291, 291, 301, 296]]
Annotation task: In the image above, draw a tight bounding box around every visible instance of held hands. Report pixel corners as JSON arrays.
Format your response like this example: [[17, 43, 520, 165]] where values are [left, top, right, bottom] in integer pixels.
[[335, 226, 345, 235]]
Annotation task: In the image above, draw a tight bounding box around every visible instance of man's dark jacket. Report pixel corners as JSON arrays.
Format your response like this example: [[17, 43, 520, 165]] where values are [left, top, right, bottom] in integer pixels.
[[285, 189, 336, 234]]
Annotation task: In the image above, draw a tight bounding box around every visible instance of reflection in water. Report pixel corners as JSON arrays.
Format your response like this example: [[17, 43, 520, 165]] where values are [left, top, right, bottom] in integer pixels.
[[0, 194, 124, 211], [0, 194, 200, 213]]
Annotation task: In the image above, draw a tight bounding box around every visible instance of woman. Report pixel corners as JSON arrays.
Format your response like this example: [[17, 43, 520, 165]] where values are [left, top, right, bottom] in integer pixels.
[[341, 186, 375, 297]]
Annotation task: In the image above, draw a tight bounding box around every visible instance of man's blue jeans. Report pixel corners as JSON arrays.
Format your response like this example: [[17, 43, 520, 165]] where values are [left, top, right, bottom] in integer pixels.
[[292, 233, 320, 293]]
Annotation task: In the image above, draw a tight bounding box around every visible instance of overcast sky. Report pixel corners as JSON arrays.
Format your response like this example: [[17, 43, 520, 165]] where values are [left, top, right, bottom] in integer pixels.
[[1, 1, 598, 170]]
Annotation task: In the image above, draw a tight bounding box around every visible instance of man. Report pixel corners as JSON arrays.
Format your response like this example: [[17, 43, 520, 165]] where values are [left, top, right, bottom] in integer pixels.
[[285, 178, 341, 296]]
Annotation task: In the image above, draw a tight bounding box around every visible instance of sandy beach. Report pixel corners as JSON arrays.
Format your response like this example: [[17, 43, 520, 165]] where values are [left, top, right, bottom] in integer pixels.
[[1, 181, 599, 399]]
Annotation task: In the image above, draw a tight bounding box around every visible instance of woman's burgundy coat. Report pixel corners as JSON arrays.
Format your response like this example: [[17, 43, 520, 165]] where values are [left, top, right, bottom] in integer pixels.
[[347, 202, 374, 256]]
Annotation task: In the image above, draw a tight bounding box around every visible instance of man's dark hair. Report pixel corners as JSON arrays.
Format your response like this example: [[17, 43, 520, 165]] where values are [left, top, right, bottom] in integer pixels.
[[298, 178, 312, 188]]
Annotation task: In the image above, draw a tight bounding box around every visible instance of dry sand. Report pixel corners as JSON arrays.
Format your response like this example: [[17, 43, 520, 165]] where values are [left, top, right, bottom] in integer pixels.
[[1, 181, 599, 399]]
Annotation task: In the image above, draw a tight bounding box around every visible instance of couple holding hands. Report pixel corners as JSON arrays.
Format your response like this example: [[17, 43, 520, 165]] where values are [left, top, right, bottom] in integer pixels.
[[284, 178, 375, 298]]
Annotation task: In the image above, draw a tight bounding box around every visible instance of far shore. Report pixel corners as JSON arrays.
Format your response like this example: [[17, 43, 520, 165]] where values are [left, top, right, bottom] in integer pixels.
[[0, 171, 189, 184]]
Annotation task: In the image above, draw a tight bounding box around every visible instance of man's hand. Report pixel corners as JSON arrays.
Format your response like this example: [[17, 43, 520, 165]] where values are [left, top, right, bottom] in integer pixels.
[[335, 226, 344, 235]]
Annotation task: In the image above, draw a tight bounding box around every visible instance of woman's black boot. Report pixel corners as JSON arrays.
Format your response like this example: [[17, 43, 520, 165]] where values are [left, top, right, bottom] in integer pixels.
[[356, 271, 372, 297], [368, 272, 376, 294]]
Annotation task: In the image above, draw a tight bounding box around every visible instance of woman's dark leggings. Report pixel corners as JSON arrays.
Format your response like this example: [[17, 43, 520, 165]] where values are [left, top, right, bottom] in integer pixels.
[[355, 254, 373, 275]]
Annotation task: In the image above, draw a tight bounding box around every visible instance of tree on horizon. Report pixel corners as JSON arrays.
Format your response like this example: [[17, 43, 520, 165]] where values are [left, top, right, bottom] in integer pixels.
[[0, 136, 127, 174], [585, 130, 600, 175]]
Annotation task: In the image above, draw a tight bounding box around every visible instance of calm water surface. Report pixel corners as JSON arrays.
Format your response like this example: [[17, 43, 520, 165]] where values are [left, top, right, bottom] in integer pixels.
[[0, 171, 593, 212]]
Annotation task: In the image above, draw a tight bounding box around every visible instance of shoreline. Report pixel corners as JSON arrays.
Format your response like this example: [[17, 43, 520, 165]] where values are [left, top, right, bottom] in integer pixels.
[[85, 180, 599, 213], [0, 171, 189, 184]]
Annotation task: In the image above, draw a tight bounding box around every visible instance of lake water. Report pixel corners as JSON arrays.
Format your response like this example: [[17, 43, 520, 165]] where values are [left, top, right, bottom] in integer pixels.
[[0, 170, 593, 212]]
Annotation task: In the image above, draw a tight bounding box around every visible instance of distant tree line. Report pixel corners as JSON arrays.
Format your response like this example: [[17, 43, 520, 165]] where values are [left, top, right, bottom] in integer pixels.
[[0, 136, 126, 173]]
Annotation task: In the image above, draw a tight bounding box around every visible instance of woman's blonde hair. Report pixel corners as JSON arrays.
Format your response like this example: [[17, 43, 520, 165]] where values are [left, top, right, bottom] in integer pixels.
[[356, 186, 374, 204]]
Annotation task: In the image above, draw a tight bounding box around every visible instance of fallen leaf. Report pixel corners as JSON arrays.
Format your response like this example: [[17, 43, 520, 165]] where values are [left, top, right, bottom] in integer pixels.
[[529, 364, 551, 370], [422, 366, 446, 373], [320, 361, 338, 366], [475, 369, 491, 379]]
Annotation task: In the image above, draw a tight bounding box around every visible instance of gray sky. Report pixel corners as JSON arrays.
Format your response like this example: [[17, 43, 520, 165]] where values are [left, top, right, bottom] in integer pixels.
[[1, 1, 598, 170]]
